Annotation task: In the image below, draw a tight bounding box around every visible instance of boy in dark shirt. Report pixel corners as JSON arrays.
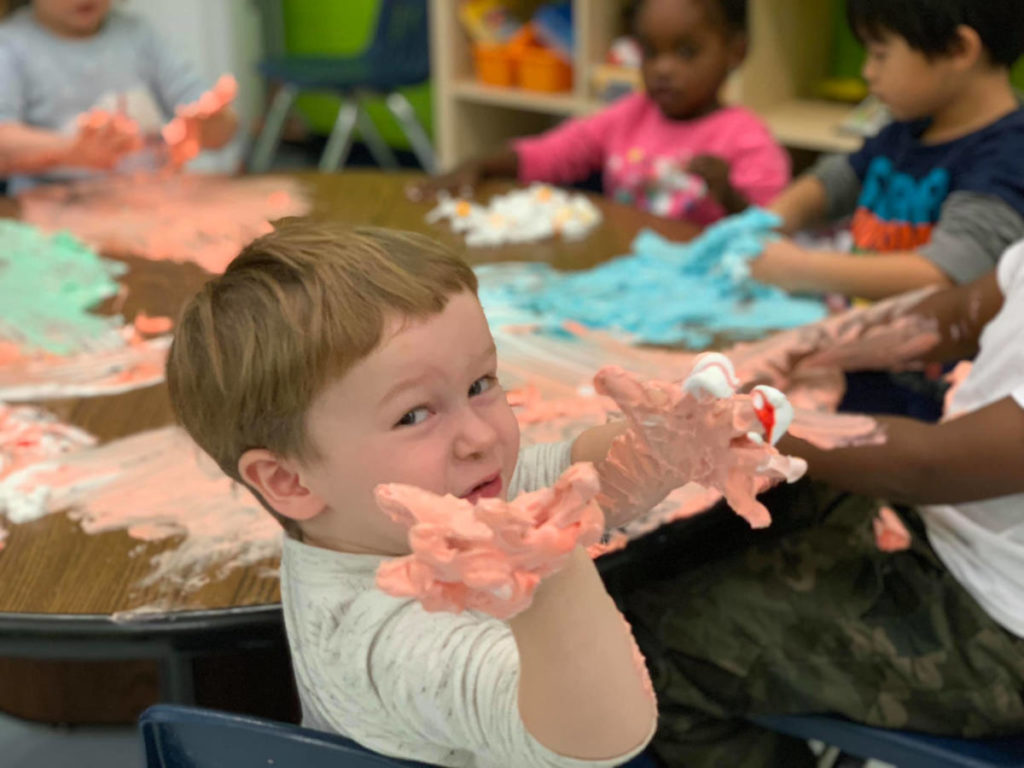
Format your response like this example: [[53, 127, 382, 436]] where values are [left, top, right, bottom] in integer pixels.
[[753, 0, 1024, 301]]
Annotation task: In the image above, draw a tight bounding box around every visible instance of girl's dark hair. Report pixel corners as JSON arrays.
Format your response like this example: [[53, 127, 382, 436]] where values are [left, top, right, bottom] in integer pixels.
[[847, 0, 1024, 67], [629, 0, 748, 36], [716, 0, 747, 35]]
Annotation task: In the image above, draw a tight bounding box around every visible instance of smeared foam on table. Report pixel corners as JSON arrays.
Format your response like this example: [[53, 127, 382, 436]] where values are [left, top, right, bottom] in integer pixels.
[[20, 174, 309, 274]]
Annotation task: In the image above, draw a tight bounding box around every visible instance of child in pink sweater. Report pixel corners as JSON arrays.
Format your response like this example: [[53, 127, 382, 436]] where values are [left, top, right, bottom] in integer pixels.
[[414, 0, 790, 225]]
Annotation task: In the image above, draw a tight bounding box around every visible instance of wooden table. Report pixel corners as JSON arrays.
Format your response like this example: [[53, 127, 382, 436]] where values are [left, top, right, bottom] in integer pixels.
[[0, 171, 697, 720]]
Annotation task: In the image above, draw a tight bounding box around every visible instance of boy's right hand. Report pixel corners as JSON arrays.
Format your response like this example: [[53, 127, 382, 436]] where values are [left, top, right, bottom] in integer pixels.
[[67, 110, 143, 170], [406, 162, 483, 202]]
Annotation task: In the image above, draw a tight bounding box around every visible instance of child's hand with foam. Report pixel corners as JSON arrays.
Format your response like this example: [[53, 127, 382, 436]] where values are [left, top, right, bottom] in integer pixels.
[[594, 353, 807, 529], [375, 463, 605, 620], [68, 109, 143, 170], [161, 75, 237, 169]]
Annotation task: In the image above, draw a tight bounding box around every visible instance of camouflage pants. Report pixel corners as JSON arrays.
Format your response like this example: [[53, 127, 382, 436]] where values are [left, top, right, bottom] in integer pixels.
[[618, 480, 1024, 768]]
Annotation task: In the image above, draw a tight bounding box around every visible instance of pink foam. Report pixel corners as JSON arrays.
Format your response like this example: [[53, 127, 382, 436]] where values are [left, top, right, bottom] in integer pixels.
[[133, 313, 174, 336], [942, 361, 973, 419], [0, 426, 280, 607], [375, 463, 605, 619], [19, 175, 310, 274], [593, 365, 806, 530], [0, 342, 22, 366], [729, 288, 942, 393], [873, 506, 911, 552], [788, 410, 887, 450], [162, 74, 238, 169]]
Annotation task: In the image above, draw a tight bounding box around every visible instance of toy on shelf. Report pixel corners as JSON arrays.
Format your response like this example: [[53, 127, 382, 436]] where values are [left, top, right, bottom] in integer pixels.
[[838, 95, 892, 138], [461, 1, 573, 93], [532, 1, 573, 63], [592, 37, 643, 103], [607, 36, 642, 69], [516, 24, 573, 92], [427, 184, 602, 247], [458, 0, 522, 45]]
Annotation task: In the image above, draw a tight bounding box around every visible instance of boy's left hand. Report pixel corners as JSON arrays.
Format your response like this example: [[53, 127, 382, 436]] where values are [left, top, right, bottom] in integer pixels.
[[594, 354, 807, 529], [688, 154, 748, 214]]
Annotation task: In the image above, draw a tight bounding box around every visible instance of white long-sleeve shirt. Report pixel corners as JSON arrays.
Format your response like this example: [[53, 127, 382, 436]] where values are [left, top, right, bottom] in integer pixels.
[[280, 440, 653, 767]]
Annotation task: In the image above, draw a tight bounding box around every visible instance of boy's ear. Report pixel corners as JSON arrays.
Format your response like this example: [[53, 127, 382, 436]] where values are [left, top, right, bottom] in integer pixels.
[[950, 24, 985, 70], [238, 449, 325, 522]]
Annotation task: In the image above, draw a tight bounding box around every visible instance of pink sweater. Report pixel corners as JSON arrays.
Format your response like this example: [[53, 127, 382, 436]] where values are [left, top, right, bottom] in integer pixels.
[[514, 93, 791, 226]]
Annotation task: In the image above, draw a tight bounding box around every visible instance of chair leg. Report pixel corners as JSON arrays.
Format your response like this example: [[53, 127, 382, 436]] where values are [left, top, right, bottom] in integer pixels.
[[385, 91, 436, 174], [319, 101, 359, 173], [248, 84, 298, 174], [354, 95, 399, 170], [818, 745, 843, 768], [159, 651, 196, 705]]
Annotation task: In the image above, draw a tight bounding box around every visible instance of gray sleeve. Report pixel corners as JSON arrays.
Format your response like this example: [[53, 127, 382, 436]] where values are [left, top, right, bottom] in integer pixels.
[[808, 153, 862, 222], [137, 21, 207, 118], [508, 441, 574, 496], [921, 191, 1024, 284], [0, 42, 24, 123]]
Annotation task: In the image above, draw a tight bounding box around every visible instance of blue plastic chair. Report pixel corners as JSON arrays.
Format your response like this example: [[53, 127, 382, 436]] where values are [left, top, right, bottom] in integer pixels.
[[139, 704, 439, 767], [140, 703, 660, 767], [250, 0, 436, 174], [753, 714, 1024, 767]]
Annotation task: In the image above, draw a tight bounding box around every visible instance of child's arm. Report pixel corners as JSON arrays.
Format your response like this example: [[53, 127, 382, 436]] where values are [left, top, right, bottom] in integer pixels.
[[778, 396, 1024, 505], [371, 465, 656, 765], [570, 420, 628, 465], [732, 271, 1003, 388], [688, 154, 751, 215], [411, 96, 634, 200], [0, 118, 139, 174], [409, 147, 519, 199], [509, 546, 657, 760], [769, 174, 831, 235], [0, 122, 73, 174], [750, 238, 953, 300], [757, 162, 1024, 300], [688, 114, 792, 217]]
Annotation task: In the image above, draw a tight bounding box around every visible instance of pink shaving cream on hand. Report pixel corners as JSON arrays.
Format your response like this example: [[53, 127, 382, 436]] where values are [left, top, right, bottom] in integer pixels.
[[374, 463, 606, 620], [594, 353, 807, 530], [873, 506, 912, 552], [162, 74, 237, 169]]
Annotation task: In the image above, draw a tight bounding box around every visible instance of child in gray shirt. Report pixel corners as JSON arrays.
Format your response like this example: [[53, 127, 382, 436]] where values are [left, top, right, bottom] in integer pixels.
[[0, 0, 237, 188]]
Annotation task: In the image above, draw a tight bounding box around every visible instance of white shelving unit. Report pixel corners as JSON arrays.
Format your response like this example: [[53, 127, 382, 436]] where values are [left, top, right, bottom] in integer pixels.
[[430, 0, 863, 170]]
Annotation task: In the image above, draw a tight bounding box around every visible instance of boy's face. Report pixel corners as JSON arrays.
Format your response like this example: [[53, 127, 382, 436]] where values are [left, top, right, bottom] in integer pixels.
[[294, 292, 521, 555], [637, 0, 745, 120], [861, 32, 960, 121], [33, 0, 111, 36]]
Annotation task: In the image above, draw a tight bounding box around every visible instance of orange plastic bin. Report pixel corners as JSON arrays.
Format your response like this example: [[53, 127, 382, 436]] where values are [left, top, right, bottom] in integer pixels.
[[473, 43, 517, 87], [519, 46, 572, 92]]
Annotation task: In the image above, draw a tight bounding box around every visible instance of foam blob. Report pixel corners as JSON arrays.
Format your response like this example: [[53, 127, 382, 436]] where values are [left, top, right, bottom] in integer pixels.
[[594, 363, 807, 530], [0, 220, 125, 355], [375, 463, 605, 619], [428, 184, 603, 247], [476, 208, 827, 348]]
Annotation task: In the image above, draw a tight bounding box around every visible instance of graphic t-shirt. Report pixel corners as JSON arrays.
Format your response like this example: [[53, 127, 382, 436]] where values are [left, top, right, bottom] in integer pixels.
[[848, 110, 1024, 254], [515, 94, 790, 226]]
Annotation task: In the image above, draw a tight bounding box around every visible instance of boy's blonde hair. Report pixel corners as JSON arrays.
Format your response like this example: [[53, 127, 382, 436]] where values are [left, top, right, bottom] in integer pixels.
[[166, 222, 477, 526]]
